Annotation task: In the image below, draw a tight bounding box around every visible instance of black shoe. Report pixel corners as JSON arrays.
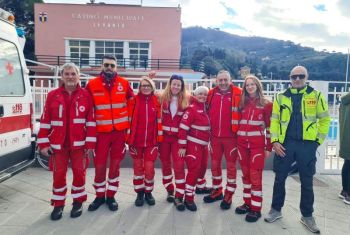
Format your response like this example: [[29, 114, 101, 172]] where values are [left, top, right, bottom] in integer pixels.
[[220, 192, 233, 210], [245, 211, 261, 223], [220, 199, 232, 210], [174, 197, 185, 211], [70, 201, 83, 218], [195, 187, 212, 194], [88, 197, 105, 211], [184, 200, 197, 211], [106, 197, 118, 211], [51, 206, 64, 221], [203, 189, 223, 203], [235, 203, 250, 214], [145, 192, 156, 206], [166, 191, 175, 203], [135, 191, 145, 207]]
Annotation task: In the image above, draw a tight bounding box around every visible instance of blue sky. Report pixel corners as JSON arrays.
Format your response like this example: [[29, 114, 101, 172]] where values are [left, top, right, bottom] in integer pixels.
[[44, 0, 350, 53]]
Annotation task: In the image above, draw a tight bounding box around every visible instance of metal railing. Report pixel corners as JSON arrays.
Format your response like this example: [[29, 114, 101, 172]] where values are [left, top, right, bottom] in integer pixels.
[[29, 55, 193, 70], [30, 76, 350, 174]]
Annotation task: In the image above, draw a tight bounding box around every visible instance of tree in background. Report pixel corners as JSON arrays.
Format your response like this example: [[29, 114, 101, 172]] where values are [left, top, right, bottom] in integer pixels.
[[0, 0, 43, 59]]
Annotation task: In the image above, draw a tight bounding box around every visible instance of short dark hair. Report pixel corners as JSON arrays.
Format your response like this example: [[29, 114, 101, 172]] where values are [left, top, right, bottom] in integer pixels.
[[102, 55, 117, 62]]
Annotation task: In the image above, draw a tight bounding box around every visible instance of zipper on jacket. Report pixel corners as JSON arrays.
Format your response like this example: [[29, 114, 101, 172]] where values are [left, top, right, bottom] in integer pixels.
[[75, 101, 79, 116], [218, 95, 223, 136], [145, 97, 149, 147], [303, 100, 307, 120]]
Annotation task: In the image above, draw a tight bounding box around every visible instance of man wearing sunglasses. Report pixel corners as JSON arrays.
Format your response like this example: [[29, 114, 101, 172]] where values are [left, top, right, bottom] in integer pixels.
[[86, 55, 134, 212], [265, 66, 330, 234]]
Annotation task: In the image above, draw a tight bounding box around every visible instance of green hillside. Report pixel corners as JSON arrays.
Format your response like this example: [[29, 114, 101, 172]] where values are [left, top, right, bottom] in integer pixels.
[[181, 27, 348, 81]]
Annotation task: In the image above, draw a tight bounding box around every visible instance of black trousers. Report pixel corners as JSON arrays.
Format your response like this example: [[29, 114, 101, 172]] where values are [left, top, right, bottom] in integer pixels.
[[271, 139, 318, 217], [342, 159, 350, 192]]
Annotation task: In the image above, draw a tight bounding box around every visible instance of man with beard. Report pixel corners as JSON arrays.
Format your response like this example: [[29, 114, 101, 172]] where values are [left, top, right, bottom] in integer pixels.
[[86, 55, 134, 212]]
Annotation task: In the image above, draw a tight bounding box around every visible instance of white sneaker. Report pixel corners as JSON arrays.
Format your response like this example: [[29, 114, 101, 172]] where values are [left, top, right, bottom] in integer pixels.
[[264, 208, 282, 223], [300, 216, 320, 234]]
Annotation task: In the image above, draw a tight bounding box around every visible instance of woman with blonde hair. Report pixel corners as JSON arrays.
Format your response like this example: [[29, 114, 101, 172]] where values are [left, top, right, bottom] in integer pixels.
[[235, 75, 272, 222], [159, 74, 190, 210], [128, 76, 163, 207]]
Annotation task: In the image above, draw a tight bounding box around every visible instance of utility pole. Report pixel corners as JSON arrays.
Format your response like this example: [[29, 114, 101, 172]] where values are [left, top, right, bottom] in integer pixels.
[[346, 48, 349, 91]]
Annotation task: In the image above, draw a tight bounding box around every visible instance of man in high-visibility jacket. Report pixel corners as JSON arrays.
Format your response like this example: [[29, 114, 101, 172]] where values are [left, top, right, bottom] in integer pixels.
[[264, 66, 330, 234], [86, 55, 134, 212]]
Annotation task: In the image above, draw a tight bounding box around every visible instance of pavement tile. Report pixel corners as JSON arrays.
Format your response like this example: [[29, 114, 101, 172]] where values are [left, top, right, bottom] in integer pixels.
[[0, 168, 350, 234]]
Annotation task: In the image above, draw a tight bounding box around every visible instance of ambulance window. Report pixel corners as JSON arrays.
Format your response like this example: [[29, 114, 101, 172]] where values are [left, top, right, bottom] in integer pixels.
[[0, 38, 25, 96]]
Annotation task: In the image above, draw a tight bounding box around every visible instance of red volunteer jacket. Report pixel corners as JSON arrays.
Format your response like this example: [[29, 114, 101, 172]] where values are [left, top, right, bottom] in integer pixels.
[[178, 98, 210, 148], [161, 99, 186, 137], [128, 93, 163, 147], [208, 84, 242, 133], [208, 89, 235, 138], [37, 85, 96, 151], [237, 97, 273, 151]]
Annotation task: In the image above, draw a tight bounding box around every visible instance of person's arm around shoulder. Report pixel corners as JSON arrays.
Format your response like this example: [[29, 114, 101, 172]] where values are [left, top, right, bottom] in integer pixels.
[[270, 94, 286, 157], [84, 91, 96, 158], [178, 106, 194, 157], [264, 101, 273, 157]]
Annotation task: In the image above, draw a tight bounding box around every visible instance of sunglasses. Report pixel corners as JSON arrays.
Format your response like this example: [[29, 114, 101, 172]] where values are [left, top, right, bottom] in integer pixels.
[[290, 74, 306, 80], [103, 63, 116, 68]]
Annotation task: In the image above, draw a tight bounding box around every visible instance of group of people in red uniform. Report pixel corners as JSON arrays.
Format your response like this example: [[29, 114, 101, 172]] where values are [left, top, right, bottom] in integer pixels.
[[38, 55, 272, 223]]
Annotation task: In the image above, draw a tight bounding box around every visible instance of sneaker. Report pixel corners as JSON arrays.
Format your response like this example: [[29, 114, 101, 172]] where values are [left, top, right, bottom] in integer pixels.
[[195, 187, 212, 194], [145, 192, 156, 206], [343, 193, 350, 205], [70, 201, 82, 218], [339, 190, 347, 199], [135, 191, 145, 207], [235, 203, 250, 214], [50, 206, 64, 221], [203, 188, 223, 203], [220, 193, 232, 210], [184, 200, 197, 211], [106, 197, 118, 211], [88, 197, 105, 211], [174, 197, 185, 211], [264, 208, 282, 223], [300, 216, 320, 234], [245, 211, 261, 223], [166, 190, 175, 203]]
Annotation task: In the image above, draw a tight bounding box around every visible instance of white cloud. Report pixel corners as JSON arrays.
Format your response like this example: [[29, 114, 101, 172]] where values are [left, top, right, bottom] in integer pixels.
[[44, 0, 350, 52]]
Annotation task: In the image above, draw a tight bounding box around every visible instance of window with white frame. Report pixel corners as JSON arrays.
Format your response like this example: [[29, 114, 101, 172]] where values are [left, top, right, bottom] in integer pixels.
[[68, 40, 90, 65], [95, 41, 124, 66], [129, 42, 149, 68]]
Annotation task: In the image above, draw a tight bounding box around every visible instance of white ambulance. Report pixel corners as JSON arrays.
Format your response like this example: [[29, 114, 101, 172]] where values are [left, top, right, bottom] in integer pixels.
[[0, 8, 35, 182]]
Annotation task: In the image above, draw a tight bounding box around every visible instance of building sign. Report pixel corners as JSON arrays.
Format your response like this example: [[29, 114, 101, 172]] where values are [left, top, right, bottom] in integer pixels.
[[71, 12, 145, 29], [39, 12, 48, 22]]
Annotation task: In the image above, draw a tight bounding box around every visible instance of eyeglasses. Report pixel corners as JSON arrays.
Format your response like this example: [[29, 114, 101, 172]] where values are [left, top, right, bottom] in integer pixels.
[[103, 63, 116, 68], [140, 84, 152, 88], [290, 74, 306, 80]]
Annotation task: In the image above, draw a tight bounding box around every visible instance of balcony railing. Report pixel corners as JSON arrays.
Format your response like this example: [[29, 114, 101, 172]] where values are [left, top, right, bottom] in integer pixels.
[[30, 55, 192, 70]]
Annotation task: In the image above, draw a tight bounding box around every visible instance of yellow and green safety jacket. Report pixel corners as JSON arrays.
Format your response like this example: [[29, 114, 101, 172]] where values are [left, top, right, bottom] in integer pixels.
[[270, 85, 330, 145]]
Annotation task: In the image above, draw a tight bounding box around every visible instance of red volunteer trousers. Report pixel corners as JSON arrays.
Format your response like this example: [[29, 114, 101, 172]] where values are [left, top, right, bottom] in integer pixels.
[[237, 145, 265, 212], [129, 145, 158, 193], [50, 148, 88, 207], [196, 145, 209, 190], [159, 135, 177, 193], [210, 136, 238, 195], [93, 130, 126, 198], [185, 142, 209, 202]]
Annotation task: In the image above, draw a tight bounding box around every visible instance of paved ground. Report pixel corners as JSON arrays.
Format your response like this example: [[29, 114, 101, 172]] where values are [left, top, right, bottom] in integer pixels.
[[0, 167, 349, 235]]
